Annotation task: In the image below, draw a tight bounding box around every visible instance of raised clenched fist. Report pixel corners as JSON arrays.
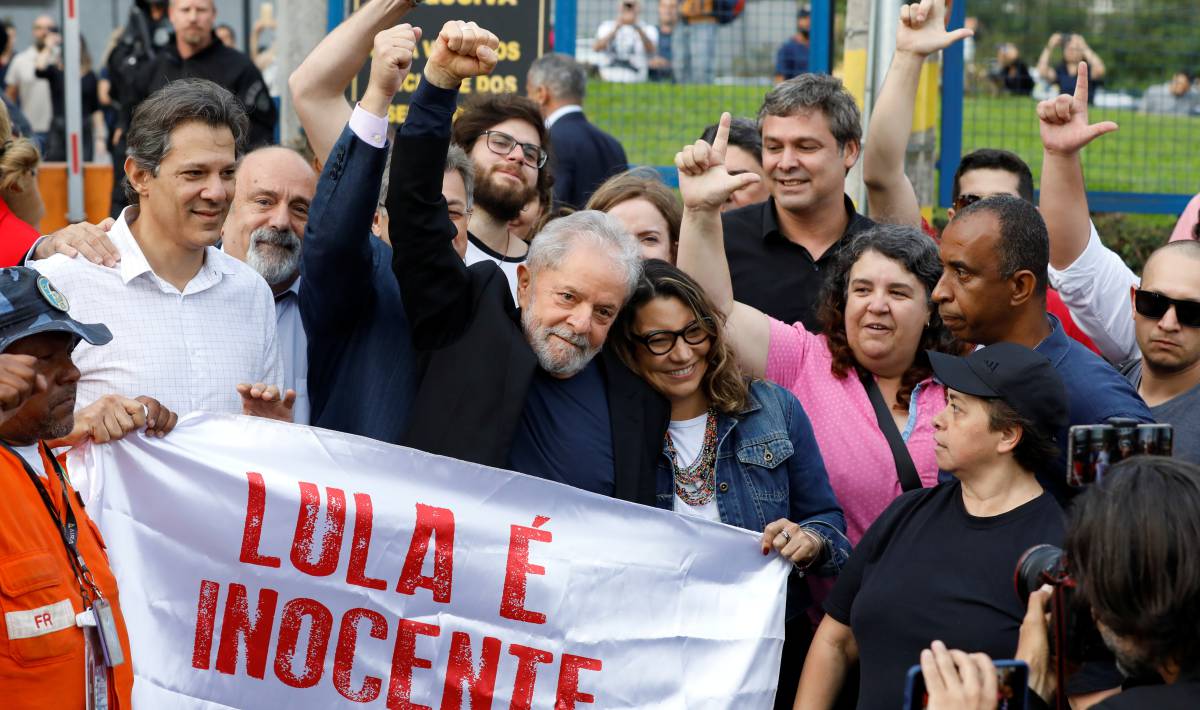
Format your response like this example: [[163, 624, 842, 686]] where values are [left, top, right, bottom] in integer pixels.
[[365, 24, 422, 105], [423, 21, 501, 90]]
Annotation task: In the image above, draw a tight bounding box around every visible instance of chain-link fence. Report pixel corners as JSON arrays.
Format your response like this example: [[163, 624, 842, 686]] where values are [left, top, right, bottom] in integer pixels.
[[572, 0, 840, 168], [955, 0, 1200, 211]]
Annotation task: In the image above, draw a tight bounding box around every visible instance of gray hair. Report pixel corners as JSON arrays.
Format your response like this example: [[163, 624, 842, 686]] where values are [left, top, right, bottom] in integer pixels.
[[444, 143, 475, 212], [124, 78, 249, 204], [527, 53, 587, 103], [757, 73, 862, 150], [378, 143, 474, 216], [526, 210, 642, 300]]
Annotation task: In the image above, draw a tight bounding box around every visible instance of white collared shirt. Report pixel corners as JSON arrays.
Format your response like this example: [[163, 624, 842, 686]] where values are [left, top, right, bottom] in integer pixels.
[[32, 208, 283, 416], [545, 104, 584, 129], [274, 279, 309, 425]]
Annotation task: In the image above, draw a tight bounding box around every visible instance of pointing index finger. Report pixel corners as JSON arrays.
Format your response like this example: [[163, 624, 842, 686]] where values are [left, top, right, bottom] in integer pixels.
[[1074, 60, 1089, 104], [712, 112, 732, 164]]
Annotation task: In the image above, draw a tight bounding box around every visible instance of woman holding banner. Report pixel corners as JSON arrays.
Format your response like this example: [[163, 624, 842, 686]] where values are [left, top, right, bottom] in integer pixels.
[[610, 259, 849, 709]]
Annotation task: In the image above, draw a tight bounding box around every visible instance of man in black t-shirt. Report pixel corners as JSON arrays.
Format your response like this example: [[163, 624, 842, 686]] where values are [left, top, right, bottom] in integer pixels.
[[720, 74, 875, 330], [795, 343, 1069, 709]]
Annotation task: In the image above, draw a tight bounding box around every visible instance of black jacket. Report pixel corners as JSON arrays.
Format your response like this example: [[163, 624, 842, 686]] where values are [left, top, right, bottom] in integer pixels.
[[133, 34, 276, 148], [388, 130, 668, 507], [548, 111, 628, 210]]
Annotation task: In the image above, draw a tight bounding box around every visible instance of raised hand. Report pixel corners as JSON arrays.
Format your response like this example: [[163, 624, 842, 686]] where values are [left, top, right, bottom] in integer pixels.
[[896, 0, 974, 57], [675, 113, 763, 212], [363, 24, 422, 114], [1038, 61, 1118, 155], [423, 21, 500, 90]]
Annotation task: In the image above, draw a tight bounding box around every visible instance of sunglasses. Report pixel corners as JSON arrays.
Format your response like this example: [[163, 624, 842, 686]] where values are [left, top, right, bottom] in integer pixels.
[[952, 193, 983, 212], [634, 318, 714, 356], [1134, 289, 1200, 328]]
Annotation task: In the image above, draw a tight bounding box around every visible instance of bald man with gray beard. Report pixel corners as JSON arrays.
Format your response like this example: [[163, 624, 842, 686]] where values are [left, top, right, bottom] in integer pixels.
[[221, 146, 318, 424]]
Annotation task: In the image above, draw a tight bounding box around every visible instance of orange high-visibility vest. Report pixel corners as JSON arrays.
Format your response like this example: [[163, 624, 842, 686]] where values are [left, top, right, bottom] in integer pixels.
[[0, 443, 133, 709]]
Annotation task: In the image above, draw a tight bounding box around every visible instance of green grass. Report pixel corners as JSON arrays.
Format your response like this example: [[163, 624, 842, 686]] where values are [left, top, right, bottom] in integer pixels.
[[586, 82, 1200, 198]]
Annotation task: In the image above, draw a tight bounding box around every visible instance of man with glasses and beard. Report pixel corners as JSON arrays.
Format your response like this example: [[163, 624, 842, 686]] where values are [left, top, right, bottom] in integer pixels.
[[389, 20, 668, 504], [450, 93, 554, 304], [220, 146, 318, 424]]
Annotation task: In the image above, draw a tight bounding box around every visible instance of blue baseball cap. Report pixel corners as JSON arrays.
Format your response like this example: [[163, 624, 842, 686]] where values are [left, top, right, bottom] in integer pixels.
[[0, 267, 111, 353]]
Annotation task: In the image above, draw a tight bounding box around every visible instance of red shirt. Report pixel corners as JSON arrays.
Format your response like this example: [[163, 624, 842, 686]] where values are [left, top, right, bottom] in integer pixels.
[[0, 199, 39, 267], [1047, 288, 1101, 356]]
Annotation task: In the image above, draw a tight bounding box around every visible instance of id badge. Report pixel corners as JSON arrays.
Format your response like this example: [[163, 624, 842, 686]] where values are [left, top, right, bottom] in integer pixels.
[[84, 628, 109, 710], [91, 598, 125, 668]]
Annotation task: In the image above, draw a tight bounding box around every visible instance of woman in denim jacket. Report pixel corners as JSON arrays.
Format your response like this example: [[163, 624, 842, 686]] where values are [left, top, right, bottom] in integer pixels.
[[611, 260, 850, 708]]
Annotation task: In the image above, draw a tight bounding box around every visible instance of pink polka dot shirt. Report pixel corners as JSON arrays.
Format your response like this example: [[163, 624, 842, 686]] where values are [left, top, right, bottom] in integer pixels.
[[766, 317, 945, 544]]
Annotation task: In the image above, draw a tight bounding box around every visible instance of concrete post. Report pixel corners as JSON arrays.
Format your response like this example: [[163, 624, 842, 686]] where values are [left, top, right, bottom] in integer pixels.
[[275, 0, 330, 145], [64, 0, 85, 222], [841, 0, 871, 209]]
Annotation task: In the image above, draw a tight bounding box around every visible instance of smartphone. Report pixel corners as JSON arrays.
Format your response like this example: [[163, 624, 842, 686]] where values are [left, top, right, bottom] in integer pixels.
[[1066, 422, 1174, 488], [904, 659, 1029, 710]]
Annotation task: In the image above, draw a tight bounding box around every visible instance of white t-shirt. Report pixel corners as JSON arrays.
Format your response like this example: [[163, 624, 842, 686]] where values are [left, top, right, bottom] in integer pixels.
[[5, 47, 52, 132], [464, 235, 524, 306], [595, 21, 659, 83], [669, 412, 721, 522]]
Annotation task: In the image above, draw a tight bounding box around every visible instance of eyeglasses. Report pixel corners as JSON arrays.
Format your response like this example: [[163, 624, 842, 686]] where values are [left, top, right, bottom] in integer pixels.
[[1134, 289, 1200, 327], [634, 318, 714, 356], [952, 193, 983, 212], [481, 130, 548, 170], [447, 206, 473, 222]]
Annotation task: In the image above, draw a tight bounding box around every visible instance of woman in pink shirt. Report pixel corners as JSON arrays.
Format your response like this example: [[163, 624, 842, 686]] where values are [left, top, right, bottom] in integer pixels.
[[675, 117, 959, 543]]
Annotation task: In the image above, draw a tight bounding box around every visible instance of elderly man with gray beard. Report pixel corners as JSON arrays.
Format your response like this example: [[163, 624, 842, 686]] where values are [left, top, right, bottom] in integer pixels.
[[221, 146, 318, 424], [389, 20, 669, 504]]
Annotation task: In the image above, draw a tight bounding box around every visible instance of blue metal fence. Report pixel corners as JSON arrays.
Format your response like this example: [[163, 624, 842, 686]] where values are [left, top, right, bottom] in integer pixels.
[[940, 0, 1199, 215]]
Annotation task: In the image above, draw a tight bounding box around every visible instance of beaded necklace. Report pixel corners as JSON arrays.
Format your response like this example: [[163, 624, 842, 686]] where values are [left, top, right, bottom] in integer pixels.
[[666, 408, 719, 507]]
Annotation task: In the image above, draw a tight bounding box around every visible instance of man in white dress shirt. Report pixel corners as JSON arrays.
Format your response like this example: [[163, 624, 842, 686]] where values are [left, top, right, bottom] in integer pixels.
[[219, 146, 318, 424], [33, 79, 290, 420]]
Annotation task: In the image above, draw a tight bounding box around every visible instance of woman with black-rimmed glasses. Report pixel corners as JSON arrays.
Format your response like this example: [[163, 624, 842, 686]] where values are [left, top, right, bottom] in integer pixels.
[[610, 259, 850, 709]]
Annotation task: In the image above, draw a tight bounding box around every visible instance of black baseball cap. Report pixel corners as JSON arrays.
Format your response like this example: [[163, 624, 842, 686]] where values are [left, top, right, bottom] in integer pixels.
[[928, 342, 1068, 434], [0, 267, 111, 353]]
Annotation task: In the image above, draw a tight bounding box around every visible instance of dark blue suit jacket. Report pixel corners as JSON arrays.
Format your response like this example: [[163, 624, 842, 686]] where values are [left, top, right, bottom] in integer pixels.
[[298, 125, 420, 443], [549, 111, 628, 210]]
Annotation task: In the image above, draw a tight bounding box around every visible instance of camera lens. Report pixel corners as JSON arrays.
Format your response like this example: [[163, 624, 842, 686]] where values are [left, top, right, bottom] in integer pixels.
[[1014, 544, 1065, 605]]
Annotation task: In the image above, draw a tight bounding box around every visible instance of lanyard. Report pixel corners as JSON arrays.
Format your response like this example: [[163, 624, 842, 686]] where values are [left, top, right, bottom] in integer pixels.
[[3, 440, 103, 605]]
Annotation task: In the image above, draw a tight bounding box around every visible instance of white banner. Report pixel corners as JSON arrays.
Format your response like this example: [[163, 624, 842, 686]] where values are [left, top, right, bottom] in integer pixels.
[[72, 413, 788, 709]]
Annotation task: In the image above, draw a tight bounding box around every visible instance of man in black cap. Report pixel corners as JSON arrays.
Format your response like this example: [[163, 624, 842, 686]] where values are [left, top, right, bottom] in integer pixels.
[[798, 342, 1069, 709], [0, 266, 175, 709]]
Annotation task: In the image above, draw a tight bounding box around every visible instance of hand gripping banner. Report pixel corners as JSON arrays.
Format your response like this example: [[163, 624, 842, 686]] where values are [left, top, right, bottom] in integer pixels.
[[71, 414, 788, 709]]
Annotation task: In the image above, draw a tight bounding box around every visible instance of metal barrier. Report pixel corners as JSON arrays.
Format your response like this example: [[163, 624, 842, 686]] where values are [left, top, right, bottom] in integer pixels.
[[564, 0, 1197, 214], [941, 0, 1200, 214], [560, 0, 833, 178], [326, 0, 1197, 216]]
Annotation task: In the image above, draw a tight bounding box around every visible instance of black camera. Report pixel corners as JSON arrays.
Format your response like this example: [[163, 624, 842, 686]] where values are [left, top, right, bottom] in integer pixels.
[[1066, 421, 1173, 487], [1013, 544, 1109, 664]]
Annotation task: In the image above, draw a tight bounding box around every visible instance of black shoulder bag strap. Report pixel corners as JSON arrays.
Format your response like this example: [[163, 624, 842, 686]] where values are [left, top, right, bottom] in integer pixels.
[[861, 374, 923, 492]]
